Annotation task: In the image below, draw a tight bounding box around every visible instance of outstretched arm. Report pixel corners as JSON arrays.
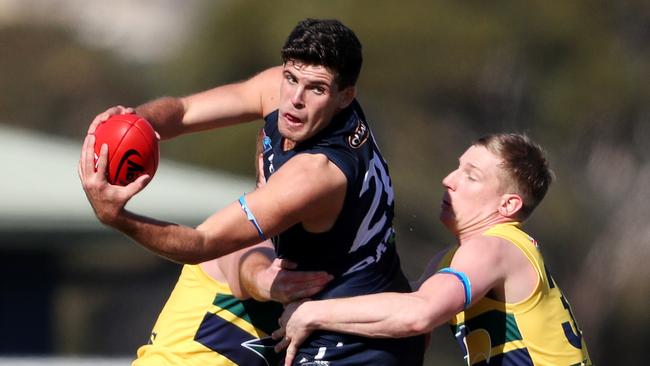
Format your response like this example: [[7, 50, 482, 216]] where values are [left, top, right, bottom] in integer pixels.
[[86, 66, 283, 138], [273, 237, 510, 366], [273, 275, 466, 365]]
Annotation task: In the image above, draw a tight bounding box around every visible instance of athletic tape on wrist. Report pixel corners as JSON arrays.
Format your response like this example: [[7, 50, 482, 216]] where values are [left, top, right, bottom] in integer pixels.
[[238, 194, 267, 241], [438, 267, 472, 309]]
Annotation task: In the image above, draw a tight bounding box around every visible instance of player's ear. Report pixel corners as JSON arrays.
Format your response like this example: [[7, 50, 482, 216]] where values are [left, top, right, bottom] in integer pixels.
[[498, 194, 523, 218], [338, 85, 356, 109]]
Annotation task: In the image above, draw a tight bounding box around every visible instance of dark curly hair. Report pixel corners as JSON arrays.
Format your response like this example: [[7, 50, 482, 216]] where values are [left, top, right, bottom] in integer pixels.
[[281, 18, 363, 90]]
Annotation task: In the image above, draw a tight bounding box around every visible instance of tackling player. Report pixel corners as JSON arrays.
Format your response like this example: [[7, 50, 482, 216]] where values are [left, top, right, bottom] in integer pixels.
[[274, 133, 593, 366]]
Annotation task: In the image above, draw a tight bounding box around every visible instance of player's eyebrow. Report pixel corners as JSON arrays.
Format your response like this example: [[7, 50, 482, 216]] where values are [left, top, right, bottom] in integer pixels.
[[467, 162, 481, 171], [459, 159, 485, 177]]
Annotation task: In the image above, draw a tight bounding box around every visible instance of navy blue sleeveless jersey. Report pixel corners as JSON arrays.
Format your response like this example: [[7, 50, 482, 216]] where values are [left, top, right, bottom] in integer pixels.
[[262, 100, 424, 366]]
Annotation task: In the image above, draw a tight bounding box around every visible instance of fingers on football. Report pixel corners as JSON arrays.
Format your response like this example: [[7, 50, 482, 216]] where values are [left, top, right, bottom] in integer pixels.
[[80, 134, 95, 178], [88, 105, 134, 133], [125, 174, 151, 196], [95, 143, 109, 178]]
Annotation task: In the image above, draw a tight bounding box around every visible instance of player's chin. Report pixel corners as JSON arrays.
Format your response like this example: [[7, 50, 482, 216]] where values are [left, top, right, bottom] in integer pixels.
[[278, 127, 308, 146], [278, 121, 301, 136], [438, 213, 455, 228]]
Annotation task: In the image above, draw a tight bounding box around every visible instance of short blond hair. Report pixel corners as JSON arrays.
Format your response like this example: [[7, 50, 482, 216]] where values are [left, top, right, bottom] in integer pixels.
[[474, 133, 554, 220]]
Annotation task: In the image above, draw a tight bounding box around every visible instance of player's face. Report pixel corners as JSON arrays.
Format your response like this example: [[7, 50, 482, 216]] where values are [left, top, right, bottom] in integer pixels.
[[278, 60, 354, 147], [439, 145, 507, 236]]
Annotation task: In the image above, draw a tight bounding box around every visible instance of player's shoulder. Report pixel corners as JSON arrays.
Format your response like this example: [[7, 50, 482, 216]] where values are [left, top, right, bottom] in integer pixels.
[[282, 153, 343, 179], [454, 233, 511, 267], [254, 65, 283, 80], [462, 232, 505, 248], [263, 152, 347, 224], [268, 153, 347, 197]]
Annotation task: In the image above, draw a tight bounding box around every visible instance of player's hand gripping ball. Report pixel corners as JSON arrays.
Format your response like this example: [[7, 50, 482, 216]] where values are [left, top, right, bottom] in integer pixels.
[[93, 114, 159, 186]]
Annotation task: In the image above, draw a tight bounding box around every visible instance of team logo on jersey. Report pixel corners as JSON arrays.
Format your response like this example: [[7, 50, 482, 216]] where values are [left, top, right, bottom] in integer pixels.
[[262, 135, 272, 153], [241, 337, 281, 365], [348, 118, 369, 149]]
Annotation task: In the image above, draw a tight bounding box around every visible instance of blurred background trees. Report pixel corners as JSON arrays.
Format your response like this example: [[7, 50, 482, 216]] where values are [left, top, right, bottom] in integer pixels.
[[2, 0, 649, 364]]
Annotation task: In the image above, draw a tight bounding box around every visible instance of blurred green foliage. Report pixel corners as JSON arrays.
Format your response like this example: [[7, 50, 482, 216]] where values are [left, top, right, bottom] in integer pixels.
[[2, 0, 649, 363]]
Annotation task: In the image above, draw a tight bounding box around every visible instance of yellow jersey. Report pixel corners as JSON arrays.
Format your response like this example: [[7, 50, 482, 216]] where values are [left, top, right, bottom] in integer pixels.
[[133, 264, 283, 366], [440, 222, 592, 366]]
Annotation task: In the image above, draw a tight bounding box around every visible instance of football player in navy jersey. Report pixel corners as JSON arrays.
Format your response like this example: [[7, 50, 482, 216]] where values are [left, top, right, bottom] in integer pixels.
[[79, 18, 424, 365]]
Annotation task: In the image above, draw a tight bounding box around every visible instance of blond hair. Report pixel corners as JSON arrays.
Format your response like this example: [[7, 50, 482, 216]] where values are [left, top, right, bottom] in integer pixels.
[[474, 133, 554, 220]]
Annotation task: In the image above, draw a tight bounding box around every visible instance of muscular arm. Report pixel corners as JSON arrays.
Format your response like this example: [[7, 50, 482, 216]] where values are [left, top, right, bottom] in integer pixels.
[[80, 135, 347, 264], [132, 66, 283, 139], [284, 276, 466, 338], [272, 275, 466, 366], [274, 236, 514, 365], [206, 138, 333, 303], [80, 62, 350, 264]]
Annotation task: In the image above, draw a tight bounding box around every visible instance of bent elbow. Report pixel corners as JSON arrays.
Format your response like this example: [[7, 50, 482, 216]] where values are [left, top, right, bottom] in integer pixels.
[[400, 302, 437, 336], [180, 226, 214, 264], [406, 316, 434, 336]]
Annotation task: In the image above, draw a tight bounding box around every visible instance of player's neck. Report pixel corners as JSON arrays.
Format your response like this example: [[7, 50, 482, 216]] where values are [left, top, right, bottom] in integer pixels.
[[283, 138, 297, 151], [456, 216, 512, 243]]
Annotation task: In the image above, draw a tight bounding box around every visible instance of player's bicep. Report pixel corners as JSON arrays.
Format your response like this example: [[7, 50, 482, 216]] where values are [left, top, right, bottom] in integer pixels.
[[414, 246, 504, 327], [195, 154, 346, 256], [245, 154, 347, 236], [193, 175, 301, 253], [446, 238, 505, 305], [416, 274, 467, 324]]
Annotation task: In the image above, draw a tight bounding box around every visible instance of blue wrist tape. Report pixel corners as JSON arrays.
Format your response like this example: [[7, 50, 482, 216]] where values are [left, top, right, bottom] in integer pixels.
[[438, 267, 472, 309], [238, 194, 267, 241]]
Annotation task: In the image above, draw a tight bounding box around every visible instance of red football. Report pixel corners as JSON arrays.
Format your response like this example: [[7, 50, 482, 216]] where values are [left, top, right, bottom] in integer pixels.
[[93, 113, 159, 186]]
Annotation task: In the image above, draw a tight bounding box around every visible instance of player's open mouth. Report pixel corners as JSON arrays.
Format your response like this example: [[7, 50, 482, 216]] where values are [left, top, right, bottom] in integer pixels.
[[283, 113, 303, 126]]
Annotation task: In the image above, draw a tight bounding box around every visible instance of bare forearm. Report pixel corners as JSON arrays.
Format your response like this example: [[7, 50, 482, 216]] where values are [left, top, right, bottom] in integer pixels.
[[300, 293, 434, 338], [111, 210, 234, 264], [239, 252, 334, 304], [293, 275, 468, 339], [135, 97, 186, 140], [237, 247, 275, 301]]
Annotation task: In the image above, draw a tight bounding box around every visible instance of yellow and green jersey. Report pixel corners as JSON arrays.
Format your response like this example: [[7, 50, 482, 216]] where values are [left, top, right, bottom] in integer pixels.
[[439, 222, 592, 366], [133, 264, 283, 366]]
